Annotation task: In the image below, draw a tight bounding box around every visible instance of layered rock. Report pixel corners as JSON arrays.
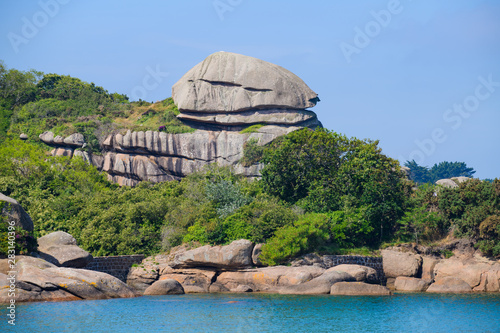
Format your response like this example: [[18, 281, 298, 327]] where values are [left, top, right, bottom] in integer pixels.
[[38, 53, 323, 185], [37, 231, 93, 268], [172, 51, 321, 130]]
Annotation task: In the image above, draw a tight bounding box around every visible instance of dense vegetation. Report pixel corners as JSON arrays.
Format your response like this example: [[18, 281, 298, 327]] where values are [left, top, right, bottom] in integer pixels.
[[0, 61, 193, 153], [404, 160, 476, 184], [1, 62, 498, 261]]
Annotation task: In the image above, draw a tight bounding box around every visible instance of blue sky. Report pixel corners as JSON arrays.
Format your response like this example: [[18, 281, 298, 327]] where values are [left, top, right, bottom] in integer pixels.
[[1, 0, 499, 179]]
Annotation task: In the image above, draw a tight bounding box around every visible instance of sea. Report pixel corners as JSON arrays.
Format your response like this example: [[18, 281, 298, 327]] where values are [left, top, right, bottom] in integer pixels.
[[1, 293, 499, 332]]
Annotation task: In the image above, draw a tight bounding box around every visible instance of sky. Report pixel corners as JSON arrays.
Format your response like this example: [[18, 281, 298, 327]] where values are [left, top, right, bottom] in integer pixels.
[[1, 0, 499, 179]]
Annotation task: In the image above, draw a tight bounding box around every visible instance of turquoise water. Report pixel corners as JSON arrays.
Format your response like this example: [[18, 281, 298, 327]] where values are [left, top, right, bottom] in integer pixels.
[[2, 293, 499, 332]]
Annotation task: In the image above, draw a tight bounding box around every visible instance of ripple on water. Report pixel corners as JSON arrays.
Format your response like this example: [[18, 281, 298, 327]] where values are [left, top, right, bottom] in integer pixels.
[[1, 293, 499, 332]]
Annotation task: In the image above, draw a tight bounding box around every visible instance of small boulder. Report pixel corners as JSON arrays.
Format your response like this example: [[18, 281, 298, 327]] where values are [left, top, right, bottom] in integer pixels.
[[330, 282, 392, 296], [144, 279, 184, 295], [333, 264, 378, 283], [436, 179, 458, 189], [39, 131, 54, 144], [427, 277, 472, 293], [37, 231, 93, 268], [0, 193, 34, 232], [63, 133, 85, 147], [19, 133, 28, 140], [394, 277, 430, 292], [381, 249, 422, 278]]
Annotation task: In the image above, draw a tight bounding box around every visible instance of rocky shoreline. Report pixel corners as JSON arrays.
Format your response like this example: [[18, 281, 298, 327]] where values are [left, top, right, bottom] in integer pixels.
[[2, 235, 499, 304]]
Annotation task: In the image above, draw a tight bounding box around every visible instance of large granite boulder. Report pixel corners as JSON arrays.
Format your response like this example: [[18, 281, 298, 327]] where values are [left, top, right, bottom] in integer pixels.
[[279, 268, 355, 295], [330, 282, 392, 296], [381, 249, 422, 278], [169, 239, 254, 270], [172, 51, 319, 113], [144, 279, 184, 295], [0, 193, 34, 232], [426, 277, 472, 293], [0, 257, 137, 303], [394, 277, 431, 292], [37, 231, 93, 268]]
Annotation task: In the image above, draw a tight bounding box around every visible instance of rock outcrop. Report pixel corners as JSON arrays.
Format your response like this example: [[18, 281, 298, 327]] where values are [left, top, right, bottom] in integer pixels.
[[0, 256, 137, 303], [37, 231, 93, 268], [0, 193, 34, 232], [39, 52, 323, 186]]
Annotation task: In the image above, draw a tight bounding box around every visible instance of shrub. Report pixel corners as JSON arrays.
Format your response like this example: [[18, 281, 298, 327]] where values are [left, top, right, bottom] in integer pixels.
[[260, 213, 331, 265]]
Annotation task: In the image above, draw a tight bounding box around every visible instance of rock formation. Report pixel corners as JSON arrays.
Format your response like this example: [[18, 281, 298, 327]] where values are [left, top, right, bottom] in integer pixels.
[[38, 52, 322, 186], [0, 256, 137, 303], [0, 193, 34, 232], [37, 231, 93, 268], [172, 51, 321, 130]]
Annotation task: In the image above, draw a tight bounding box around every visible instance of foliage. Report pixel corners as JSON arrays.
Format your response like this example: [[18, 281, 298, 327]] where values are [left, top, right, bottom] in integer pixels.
[[260, 213, 331, 265], [405, 160, 476, 184], [240, 124, 264, 134], [261, 128, 408, 244], [240, 138, 265, 167]]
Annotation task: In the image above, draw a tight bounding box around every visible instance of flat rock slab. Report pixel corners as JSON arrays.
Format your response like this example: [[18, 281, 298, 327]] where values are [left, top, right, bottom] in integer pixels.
[[330, 282, 392, 296]]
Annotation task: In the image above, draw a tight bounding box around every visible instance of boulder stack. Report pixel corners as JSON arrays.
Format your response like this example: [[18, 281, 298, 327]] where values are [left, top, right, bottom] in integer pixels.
[[172, 51, 321, 131]]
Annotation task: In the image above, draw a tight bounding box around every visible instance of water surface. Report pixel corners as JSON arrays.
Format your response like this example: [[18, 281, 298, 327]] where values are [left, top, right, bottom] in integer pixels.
[[2, 293, 499, 332]]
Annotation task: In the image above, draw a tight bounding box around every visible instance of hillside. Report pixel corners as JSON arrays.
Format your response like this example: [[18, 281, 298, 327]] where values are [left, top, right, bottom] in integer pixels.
[[1, 59, 499, 263]]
